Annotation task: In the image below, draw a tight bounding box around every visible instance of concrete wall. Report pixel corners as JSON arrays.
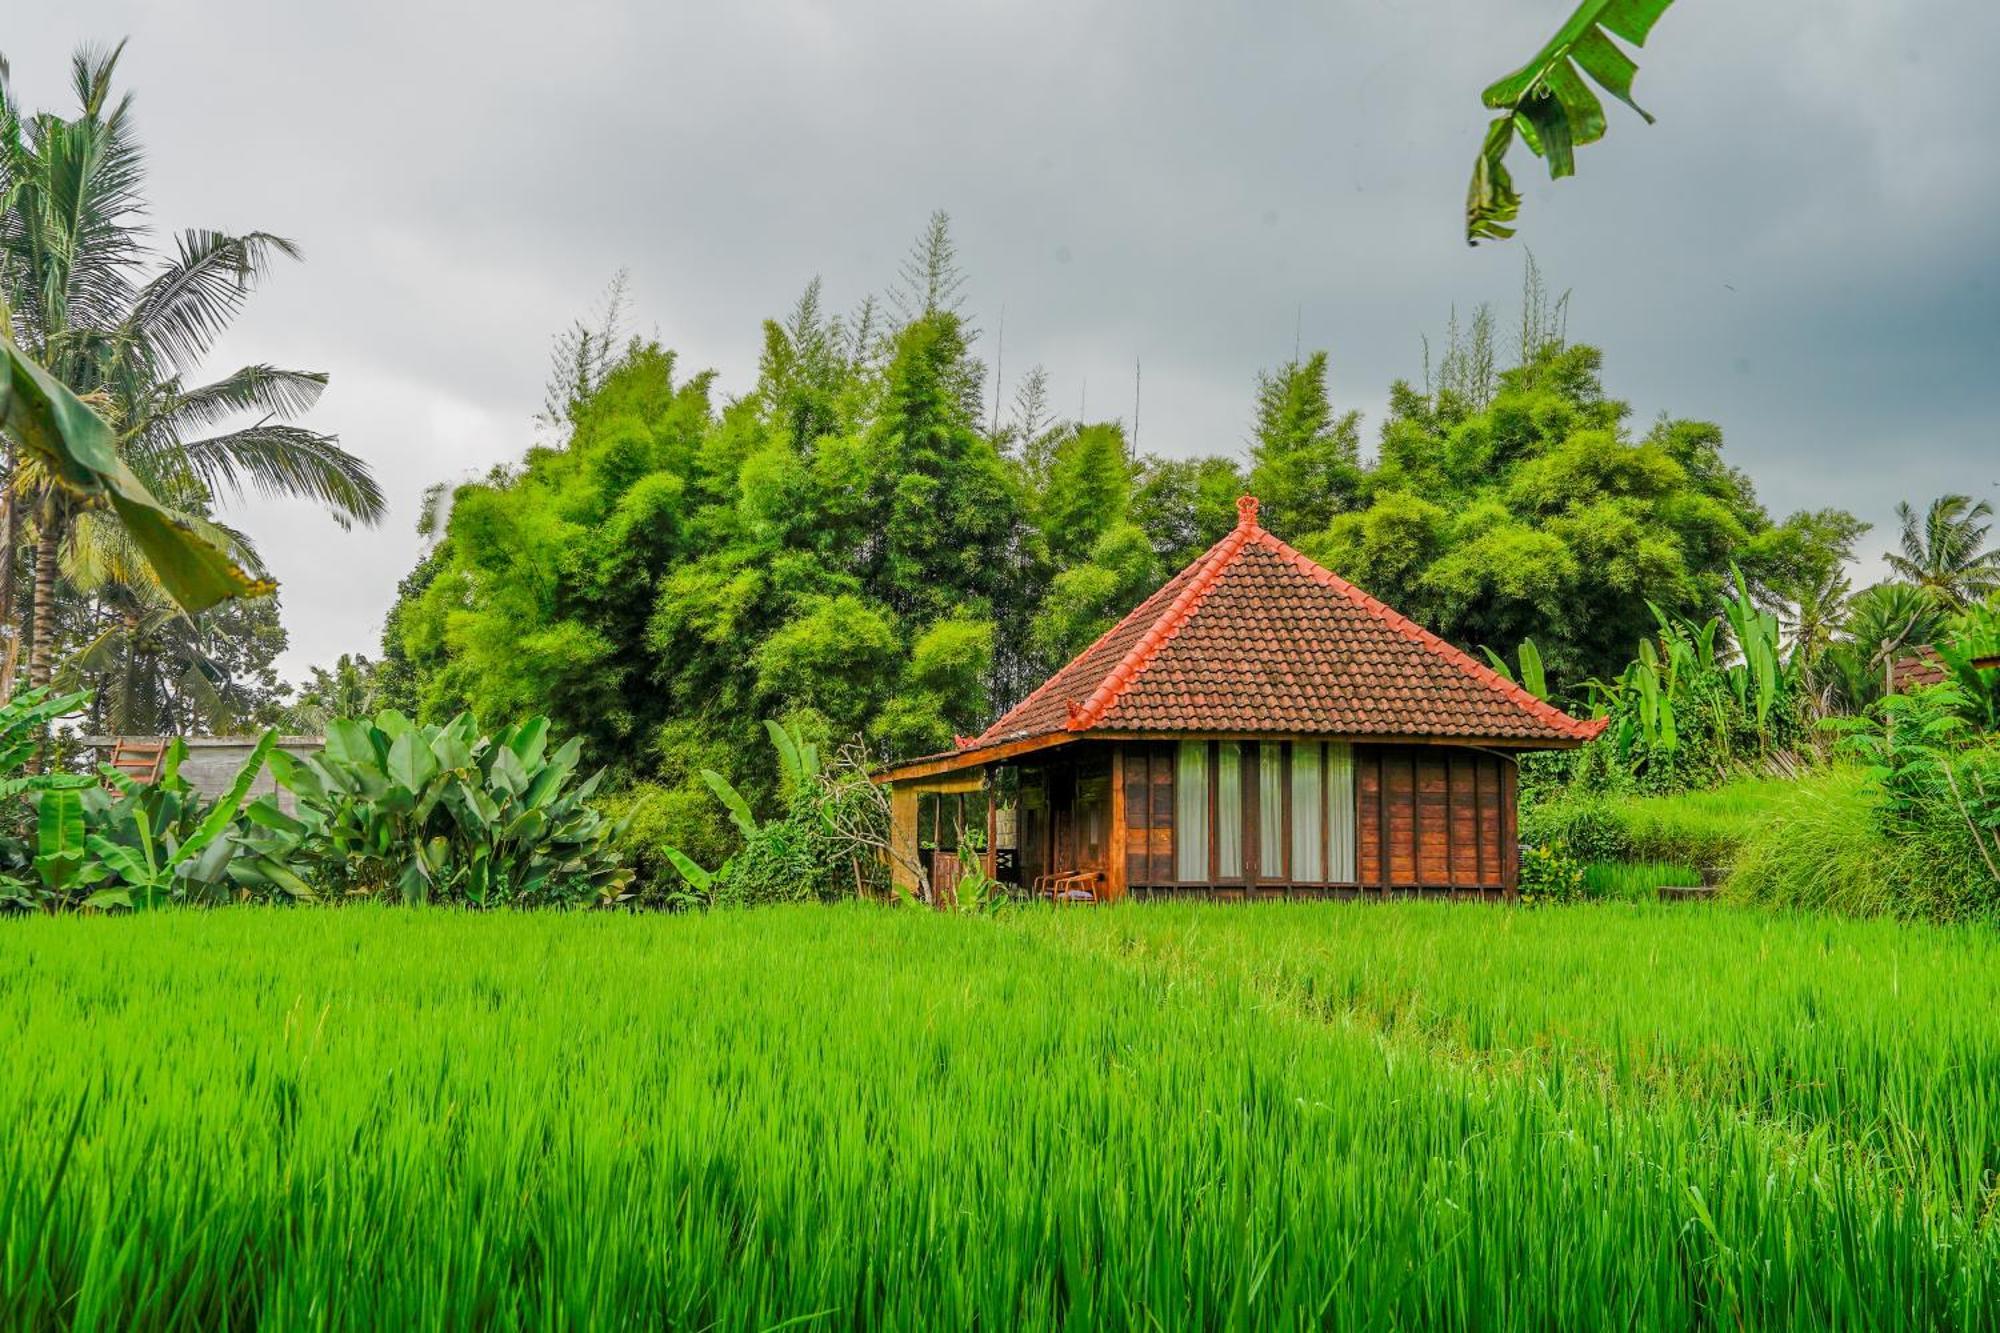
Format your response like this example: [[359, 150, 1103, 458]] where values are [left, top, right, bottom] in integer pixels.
[[80, 736, 323, 815]]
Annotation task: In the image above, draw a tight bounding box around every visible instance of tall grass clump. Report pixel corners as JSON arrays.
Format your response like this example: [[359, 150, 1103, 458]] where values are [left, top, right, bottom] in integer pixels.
[[1580, 859, 1700, 898], [1525, 773, 1805, 876]]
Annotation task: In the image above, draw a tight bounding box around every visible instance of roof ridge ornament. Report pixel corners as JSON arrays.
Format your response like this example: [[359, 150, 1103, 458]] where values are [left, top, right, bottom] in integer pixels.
[[1236, 494, 1260, 529]]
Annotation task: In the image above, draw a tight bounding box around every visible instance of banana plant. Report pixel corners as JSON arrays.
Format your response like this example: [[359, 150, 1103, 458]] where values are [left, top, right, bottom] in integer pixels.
[[32, 788, 101, 903], [0, 686, 94, 802], [1721, 566, 1787, 732], [268, 710, 630, 908], [0, 332, 271, 613], [81, 733, 279, 908], [764, 718, 821, 794], [666, 718, 827, 905], [1467, 0, 1676, 244], [1481, 637, 1550, 701]]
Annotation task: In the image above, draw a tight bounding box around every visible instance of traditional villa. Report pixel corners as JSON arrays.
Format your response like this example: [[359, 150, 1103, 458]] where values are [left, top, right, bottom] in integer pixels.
[[877, 496, 1605, 902]]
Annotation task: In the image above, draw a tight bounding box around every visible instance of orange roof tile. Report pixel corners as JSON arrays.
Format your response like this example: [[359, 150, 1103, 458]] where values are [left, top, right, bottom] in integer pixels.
[[973, 494, 1604, 749]]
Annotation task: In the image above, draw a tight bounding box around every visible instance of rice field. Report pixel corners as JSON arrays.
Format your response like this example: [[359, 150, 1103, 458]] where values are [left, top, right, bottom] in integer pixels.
[[5, 902, 1999, 1330]]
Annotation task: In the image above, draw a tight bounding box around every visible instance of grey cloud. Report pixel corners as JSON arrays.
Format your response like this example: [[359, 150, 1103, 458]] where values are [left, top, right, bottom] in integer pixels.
[[8, 0, 1996, 676]]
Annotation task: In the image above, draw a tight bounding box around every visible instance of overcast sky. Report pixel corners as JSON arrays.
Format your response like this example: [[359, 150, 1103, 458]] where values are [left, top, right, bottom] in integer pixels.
[[10, 2, 1998, 680]]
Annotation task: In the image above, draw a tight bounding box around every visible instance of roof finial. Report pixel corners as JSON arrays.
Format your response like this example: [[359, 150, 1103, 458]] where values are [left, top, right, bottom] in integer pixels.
[[1236, 494, 1260, 529]]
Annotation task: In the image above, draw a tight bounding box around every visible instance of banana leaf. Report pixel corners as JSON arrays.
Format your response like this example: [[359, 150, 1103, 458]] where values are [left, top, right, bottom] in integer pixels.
[[0, 333, 273, 612]]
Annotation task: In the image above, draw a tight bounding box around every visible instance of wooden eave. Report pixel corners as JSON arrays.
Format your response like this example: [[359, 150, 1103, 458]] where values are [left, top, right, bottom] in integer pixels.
[[873, 723, 1593, 786]]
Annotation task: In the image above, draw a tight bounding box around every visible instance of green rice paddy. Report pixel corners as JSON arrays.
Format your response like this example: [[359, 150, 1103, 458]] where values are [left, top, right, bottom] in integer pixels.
[[5, 902, 1998, 1330]]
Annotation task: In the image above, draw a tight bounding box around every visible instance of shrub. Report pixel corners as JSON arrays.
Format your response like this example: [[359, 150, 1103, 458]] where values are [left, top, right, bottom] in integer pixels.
[[600, 780, 736, 904], [665, 721, 891, 907], [1517, 839, 1588, 907], [266, 712, 631, 908], [1521, 796, 1631, 864]]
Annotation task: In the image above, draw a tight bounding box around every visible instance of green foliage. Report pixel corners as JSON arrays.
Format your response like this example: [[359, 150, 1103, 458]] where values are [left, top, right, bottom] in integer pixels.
[[1822, 580, 1945, 711], [598, 780, 736, 905], [13, 733, 300, 912], [0, 686, 93, 802], [1726, 767, 1990, 921], [1523, 775, 1797, 877], [0, 329, 270, 613], [1885, 494, 2000, 613], [1305, 342, 1810, 691], [1932, 599, 2000, 731], [1246, 352, 1362, 535], [1481, 637, 1548, 700], [1515, 839, 1587, 906], [660, 720, 886, 907], [266, 711, 631, 908], [387, 232, 1849, 822], [1816, 686, 2000, 918], [1468, 0, 1677, 243]]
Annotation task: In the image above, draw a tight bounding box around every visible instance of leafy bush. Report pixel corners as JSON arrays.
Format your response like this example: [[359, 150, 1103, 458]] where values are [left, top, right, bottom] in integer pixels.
[[666, 721, 890, 907], [1784, 686, 2000, 921], [5, 733, 292, 911], [599, 780, 735, 904], [1520, 795, 1631, 864], [1516, 839, 1587, 907], [265, 712, 631, 908]]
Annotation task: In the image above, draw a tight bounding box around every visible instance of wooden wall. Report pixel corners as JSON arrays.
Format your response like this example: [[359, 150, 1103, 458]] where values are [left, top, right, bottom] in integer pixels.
[[1121, 744, 1177, 887], [1117, 739, 1517, 898], [1354, 746, 1514, 894]]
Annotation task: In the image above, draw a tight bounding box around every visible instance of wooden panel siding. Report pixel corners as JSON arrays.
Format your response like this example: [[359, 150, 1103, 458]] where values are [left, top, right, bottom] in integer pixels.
[[1105, 739, 1515, 898], [1352, 744, 1513, 895]]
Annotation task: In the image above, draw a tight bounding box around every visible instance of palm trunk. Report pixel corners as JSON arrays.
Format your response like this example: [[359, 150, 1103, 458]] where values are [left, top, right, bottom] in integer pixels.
[[0, 442, 16, 702], [28, 502, 60, 690], [117, 609, 140, 733]]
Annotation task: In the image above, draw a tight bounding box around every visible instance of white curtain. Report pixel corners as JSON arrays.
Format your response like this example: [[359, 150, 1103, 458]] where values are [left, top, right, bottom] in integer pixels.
[[1216, 743, 1242, 877], [1259, 744, 1285, 877], [1176, 741, 1208, 881], [1326, 743, 1356, 882], [1291, 742, 1324, 882]]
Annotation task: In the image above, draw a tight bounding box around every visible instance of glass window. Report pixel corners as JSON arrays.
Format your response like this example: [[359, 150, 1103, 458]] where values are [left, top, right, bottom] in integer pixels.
[[1216, 743, 1242, 878], [1259, 744, 1285, 877], [1175, 741, 1208, 881], [1291, 742, 1324, 881], [1327, 743, 1356, 882]]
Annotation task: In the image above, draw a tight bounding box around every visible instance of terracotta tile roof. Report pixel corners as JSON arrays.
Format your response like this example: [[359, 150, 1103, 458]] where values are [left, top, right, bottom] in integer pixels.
[[971, 494, 1604, 749], [1890, 647, 1949, 693]]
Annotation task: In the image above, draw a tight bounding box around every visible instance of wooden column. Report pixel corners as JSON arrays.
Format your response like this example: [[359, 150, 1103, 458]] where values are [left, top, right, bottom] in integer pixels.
[[1107, 745, 1127, 901], [889, 784, 920, 895]]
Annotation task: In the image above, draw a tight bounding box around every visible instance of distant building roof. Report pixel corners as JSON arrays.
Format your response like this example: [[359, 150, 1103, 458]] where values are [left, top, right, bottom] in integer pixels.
[[1890, 647, 1951, 692]]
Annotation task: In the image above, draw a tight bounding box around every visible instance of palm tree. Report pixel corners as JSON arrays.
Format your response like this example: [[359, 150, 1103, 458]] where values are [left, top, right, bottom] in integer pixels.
[[1826, 581, 1944, 710], [1885, 494, 2000, 613], [1773, 563, 1851, 715], [0, 43, 383, 693]]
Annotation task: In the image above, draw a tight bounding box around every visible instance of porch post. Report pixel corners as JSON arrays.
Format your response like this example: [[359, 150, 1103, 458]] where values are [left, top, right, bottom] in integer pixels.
[[889, 783, 921, 896], [1107, 745, 1127, 901]]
